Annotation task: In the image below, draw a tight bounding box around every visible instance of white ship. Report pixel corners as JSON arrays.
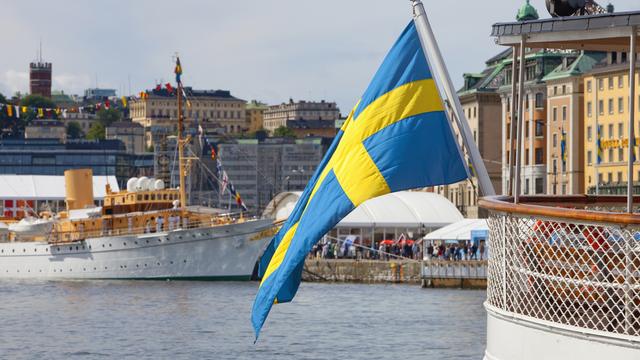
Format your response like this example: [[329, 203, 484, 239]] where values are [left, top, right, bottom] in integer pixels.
[[0, 57, 279, 281]]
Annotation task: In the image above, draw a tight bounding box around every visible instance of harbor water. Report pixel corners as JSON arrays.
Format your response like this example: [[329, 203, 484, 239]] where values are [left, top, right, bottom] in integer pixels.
[[0, 281, 486, 359]]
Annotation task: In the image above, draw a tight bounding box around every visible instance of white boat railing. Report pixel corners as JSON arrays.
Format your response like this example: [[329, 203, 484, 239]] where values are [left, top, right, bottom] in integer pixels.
[[45, 212, 267, 244], [480, 195, 640, 339]]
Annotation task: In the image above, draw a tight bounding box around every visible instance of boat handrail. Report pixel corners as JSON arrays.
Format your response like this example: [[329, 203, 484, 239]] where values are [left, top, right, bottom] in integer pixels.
[[479, 195, 640, 225]]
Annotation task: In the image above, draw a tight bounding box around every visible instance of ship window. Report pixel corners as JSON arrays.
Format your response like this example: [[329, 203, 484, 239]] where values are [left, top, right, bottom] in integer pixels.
[[151, 194, 156, 201], [164, 194, 168, 200], [144, 195, 149, 201], [137, 195, 142, 201]]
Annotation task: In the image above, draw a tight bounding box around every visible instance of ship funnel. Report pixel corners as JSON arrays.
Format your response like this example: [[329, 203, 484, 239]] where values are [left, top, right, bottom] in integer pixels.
[[65, 169, 95, 210]]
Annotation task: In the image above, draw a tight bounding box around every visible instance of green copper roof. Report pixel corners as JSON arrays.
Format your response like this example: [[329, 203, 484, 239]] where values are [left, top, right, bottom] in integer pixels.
[[542, 51, 607, 82], [516, 0, 539, 21]]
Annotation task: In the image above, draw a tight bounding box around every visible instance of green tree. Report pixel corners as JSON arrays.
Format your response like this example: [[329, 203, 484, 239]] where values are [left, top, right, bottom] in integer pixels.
[[66, 121, 83, 139], [273, 126, 296, 138], [20, 94, 57, 124], [86, 122, 105, 140], [97, 108, 121, 127]]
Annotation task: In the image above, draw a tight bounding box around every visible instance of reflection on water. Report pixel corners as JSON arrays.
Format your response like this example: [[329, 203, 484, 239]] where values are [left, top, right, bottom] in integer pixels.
[[0, 280, 486, 359]]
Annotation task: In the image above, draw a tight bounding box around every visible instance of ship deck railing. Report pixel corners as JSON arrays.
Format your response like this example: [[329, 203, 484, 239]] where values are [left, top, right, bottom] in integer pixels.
[[479, 195, 640, 339], [46, 212, 264, 244]]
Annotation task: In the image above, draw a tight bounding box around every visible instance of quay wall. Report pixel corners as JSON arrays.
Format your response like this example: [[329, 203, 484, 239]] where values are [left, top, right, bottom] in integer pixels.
[[302, 259, 487, 289], [303, 259, 422, 284]]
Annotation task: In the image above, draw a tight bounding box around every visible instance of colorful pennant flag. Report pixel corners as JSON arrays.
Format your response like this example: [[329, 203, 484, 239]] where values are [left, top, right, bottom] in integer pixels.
[[175, 57, 183, 84]]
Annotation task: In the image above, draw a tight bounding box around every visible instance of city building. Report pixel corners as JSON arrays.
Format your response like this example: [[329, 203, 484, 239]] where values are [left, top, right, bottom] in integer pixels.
[[263, 99, 340, 134], [24, 119, 66, 142], [286, 119, 337, 138], [129, 87, 246, 146], [59, 112, 98, 136], [583, 53, 640, 194], [543, 51, 605, 195], [29, 60, 52, 98], [105, 121, 146, 154], [84, 88, 116, 100], [434, 50, 505, 217], [0, 138, 153, 189], [500, 49, 568, 196], [245, 100, 268, 133], [215, 137, 327, 211]]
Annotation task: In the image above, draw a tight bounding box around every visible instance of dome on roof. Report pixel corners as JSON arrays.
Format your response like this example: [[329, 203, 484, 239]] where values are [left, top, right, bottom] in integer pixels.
[[517, 0, 539, 21]]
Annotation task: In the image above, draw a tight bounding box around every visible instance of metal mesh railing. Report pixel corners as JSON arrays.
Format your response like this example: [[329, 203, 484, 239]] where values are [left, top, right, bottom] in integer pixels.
[[486, 213, 640, 337]]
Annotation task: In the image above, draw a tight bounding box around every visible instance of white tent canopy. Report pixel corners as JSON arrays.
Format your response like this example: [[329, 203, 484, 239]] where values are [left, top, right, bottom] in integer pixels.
[[263, 190, 463, 229], [338, 192, 463, 228], [423, 219, 488, 242], [0, 175, 119, 200]]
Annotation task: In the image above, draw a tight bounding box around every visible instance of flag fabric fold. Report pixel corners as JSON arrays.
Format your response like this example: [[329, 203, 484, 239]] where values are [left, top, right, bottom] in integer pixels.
[[251, 21, 469, 339]]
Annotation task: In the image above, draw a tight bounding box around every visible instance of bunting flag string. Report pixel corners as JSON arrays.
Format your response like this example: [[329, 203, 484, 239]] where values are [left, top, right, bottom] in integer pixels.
[[208, 143, 247, 212]]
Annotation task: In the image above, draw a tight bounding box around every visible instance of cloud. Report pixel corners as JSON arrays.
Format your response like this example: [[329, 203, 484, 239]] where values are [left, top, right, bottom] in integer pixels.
[[53, 73, 92, 94], [0, 70, 28, 97]]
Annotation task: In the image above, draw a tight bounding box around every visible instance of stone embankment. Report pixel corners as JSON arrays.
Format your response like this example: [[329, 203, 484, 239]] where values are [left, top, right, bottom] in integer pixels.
[[302, 259, 487, 289]]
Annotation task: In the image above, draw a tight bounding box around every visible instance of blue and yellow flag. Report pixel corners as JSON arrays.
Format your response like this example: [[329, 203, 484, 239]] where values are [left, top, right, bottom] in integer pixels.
[[251, 21, 469, 339], [560, 128, 567, 166], [596, 126, 603, 164]]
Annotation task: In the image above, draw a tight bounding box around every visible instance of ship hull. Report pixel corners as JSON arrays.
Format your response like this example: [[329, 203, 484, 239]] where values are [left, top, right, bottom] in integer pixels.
[[0, 219, 275, 280]]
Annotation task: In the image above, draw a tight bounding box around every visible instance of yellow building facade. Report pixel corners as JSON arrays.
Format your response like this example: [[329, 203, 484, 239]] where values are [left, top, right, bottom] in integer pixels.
[[584, 64, 640, 194]]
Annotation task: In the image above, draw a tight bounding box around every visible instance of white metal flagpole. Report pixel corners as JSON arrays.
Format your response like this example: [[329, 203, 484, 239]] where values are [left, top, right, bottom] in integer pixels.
[[411, 0, 496, 197]]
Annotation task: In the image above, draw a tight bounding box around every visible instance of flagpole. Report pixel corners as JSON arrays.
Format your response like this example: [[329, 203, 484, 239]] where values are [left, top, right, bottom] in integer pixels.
[[627, 26, 637, 213], [595, 76, 600, 195], [411, 0, 495, 197]]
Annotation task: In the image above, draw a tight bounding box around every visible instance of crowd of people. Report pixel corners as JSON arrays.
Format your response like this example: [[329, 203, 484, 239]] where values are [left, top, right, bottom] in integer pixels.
[[424, 241, 486, 261], [308, 239, 423, 260], [306, 238, 487, 261]]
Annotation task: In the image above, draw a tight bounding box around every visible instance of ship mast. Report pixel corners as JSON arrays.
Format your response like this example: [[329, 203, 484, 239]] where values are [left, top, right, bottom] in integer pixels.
[[176, 56, 187, 210]]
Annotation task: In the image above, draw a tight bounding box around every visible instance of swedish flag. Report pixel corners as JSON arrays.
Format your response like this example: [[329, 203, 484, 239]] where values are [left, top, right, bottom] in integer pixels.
[[251, 21, 469, 338], [597, 126, 603, 164]]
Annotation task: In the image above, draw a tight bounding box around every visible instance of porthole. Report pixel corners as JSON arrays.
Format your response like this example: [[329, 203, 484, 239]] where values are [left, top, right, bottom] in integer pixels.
[[83, 268, 86, 271], [123, 242, 127, 246], [88, 246, 91, 250], [76, 246, 79, 250], [109, 244, 112, 247], [144, 264, 147, 267], [170, 261, 174, 265], [135, 241, 138, 245], [102, 244, 105, 248], [157, 262, 160, 266], [12, 249, 14, 253], [136, 264, 139, 268], [69, 247, 72, 251], [94, 267, 97, 270], [104, 266, 108, 270], [23, 249, 26, 252], [146, 240, 149, 244], [158, 239, 162, 243], [183, 260, 187, 263]]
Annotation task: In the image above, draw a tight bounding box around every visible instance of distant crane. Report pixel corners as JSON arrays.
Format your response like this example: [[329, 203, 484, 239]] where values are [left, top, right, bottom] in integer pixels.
[[545, 0, 613, 17]]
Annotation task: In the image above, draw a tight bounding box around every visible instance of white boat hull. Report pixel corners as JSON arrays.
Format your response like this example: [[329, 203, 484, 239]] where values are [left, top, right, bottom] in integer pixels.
[[0, 219, 275, 280]]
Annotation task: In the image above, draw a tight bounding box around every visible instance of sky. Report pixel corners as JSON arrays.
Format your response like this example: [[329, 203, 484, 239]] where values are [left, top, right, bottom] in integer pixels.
[[1, 0, 638, 113]]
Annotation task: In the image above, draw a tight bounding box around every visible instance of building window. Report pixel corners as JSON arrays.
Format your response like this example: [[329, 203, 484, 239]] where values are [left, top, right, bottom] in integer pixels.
[[562, 85, 567, 94], [608, 124, 614, 139], [535, 120, 543, 137], [609, 148, 614, 162], [618, 97, 624, 113], [586, 80, 592, 93], [587, 150, 593, 165], [535, 148, 543, 164], [587, 102, 592, 117], [617, 171, 623, 183], [553, 133, 558, 147], [553, 86, 558, 96], [619, 147, 624, 162], [607, 172, 612, 184], [535, 178, 543, 194], [599, 100, 604, 115], [562, 106, 567, 121], [608, 76, 614, 89], [525, 149, 530, 165], [525, 121, 529, 138], [619, 123, 624, 138], [598, 78, 604, 91], [552, 107, 557, 121], [618, 76, 624, 88], [535, 93, 544, 108], [525, 179, 530, 195], [599, 173, 603, 184], [608, 98, 614, 114], [587, 126, 592, 141]]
